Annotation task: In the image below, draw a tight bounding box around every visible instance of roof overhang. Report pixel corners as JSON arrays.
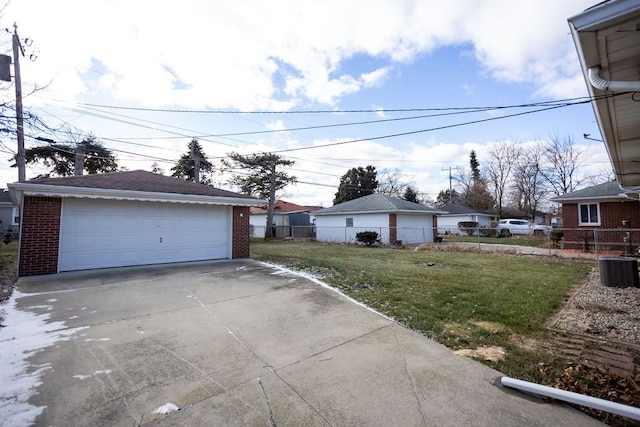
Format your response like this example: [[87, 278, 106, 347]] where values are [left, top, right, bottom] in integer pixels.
[[568, 0, 640, 187], [439, 212, 496, 218], [314, 209, 448, 216], [551, 192, 640, 204], [8, 182, 262, 207]]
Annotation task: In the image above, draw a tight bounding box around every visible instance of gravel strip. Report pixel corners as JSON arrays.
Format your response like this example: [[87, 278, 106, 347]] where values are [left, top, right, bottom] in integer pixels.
[[551, 267, 640, 345]]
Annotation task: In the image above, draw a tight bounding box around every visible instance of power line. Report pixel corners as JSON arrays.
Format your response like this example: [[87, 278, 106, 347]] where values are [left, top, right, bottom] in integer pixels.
[[40, 93, 618, 114], [268, 102, 585, 155]]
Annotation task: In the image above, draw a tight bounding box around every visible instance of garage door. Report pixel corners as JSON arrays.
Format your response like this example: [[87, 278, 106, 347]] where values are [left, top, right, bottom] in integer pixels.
[[58, 199, 230, 272]]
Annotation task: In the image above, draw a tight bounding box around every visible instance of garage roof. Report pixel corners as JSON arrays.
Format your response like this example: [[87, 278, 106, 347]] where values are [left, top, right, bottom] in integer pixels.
[[8, 170, 261, 206], [314, 193, 447, 216], [568, 0, 640, 188]]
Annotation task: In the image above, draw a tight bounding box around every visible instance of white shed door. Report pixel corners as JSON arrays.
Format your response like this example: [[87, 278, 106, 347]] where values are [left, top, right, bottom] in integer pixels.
[[59, 199, 230, 272]]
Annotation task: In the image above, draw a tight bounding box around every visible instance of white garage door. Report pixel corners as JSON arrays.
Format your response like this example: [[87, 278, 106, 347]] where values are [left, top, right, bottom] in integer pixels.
[[59, 199, 230, 272]]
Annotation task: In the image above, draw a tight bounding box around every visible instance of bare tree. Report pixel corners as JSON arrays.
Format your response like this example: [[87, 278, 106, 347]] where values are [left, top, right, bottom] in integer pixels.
[[455, 167, 473, 204], [486, 141, 520, 218], [512, 145, 547, 219], [377, 168, 411, 198], [541, 132, 589, 196]]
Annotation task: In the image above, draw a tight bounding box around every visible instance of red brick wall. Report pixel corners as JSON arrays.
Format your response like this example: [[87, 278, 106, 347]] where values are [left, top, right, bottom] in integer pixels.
[[19, 196, 61, 276], [388, 213, 397, 244], [562, 201, 640, 250], [432, 215, 438, 240], [232, 206, 250, 258]]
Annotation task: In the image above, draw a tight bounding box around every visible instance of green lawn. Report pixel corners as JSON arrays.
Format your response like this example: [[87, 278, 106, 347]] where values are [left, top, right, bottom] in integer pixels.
[[250, 239, 592, 381], [1, 240, 18, 260]]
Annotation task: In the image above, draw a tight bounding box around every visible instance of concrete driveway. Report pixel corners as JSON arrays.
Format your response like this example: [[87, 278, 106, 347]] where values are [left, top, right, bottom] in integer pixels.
[[2, 259, 601, 426]]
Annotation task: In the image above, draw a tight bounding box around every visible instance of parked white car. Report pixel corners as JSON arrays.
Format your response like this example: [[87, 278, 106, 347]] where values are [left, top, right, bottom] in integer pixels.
[[495, 219, 550, 237]]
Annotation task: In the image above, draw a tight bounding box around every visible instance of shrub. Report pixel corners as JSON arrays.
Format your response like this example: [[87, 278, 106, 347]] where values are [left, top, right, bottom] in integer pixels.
[[550, 229, 563, 244], [356, 231, 381, 247], [479, 226, 496, 237]]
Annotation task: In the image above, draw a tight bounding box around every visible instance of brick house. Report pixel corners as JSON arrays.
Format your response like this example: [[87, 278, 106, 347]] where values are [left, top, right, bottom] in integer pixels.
[[551, 181, 640, 251], [8, 170, 260, 276]]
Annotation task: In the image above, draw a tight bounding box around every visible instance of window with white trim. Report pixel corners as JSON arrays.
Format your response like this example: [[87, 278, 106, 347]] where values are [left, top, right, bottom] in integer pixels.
[[346, 218, 353, 227], [579, 203, 600, 225], [11, 207, 19, 226]]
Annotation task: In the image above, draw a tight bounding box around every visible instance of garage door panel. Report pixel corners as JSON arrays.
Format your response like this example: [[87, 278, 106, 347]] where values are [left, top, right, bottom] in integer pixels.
[[59, 199, 230, 272]]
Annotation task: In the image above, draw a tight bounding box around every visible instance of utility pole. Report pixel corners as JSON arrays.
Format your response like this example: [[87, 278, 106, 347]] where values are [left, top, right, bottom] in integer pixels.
[[442, 166, 459, 204], [74, 142, 85, 176], [13, 23, 25, 182], [266, 162, 276, 238], [190, 138, 200, 183]]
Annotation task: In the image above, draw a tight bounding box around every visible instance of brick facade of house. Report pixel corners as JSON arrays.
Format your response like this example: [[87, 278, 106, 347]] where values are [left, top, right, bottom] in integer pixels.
[[19, 196, 62, 277], [562, 200, 640, 251], [232, 206, 251, 258]]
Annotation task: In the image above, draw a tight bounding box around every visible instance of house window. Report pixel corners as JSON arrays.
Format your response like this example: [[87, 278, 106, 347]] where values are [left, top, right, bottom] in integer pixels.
[[579, 203, 600, 225], [11, 207, 19, 226], [346, 218, 354, 227]]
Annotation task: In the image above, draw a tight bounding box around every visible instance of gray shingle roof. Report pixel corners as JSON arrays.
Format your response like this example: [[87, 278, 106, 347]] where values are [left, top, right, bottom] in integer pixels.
[[0, 190, 12, 204], [25, 170, 255, 199], [314, 193, 446, 215], [550, 181, 628, 202]]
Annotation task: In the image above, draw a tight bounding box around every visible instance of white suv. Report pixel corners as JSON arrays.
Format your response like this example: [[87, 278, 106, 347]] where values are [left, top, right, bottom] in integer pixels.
[[496, 219, 550, 237]]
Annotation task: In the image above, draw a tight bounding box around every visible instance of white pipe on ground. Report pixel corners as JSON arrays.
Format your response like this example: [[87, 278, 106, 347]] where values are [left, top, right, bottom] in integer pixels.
[[501, 376, 640, 421], [589, 67, 640, 92]]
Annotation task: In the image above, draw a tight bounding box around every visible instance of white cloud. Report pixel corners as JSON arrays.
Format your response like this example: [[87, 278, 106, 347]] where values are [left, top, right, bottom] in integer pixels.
[[3, 0, 595, 110], [361, 67, 392, 88], [266, 120, 287, 132], [0, 0, 606, 203]]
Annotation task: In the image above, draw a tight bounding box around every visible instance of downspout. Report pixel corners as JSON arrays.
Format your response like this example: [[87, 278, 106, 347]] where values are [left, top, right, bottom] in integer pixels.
[[588, 67, 640, 92], [501, 376, 640, 421]]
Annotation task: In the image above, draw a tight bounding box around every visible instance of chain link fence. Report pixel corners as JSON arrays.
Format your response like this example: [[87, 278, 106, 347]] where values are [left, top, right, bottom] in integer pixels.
[[250, 224, 640, 258]]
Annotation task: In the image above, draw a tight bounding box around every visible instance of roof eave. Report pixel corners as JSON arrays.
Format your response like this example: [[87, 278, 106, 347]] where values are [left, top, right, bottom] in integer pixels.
[[568, 0, 640, 187], [8, 182, 262, 206], [551, 195, 634, 203], [315, 209, 446, 216]]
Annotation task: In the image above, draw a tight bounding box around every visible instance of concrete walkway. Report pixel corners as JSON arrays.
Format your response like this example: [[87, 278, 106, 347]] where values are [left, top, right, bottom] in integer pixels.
[[3, 260, 601, 426]]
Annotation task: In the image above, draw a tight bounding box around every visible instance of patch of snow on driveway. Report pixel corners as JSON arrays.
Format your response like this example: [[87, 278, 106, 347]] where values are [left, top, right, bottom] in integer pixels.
[[152, 402, 180, 414], [0, 291, 88, 426]]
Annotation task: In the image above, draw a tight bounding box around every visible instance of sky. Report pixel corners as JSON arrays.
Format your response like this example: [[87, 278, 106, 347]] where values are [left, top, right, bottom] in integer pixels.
[[0, 0, 613, 207]]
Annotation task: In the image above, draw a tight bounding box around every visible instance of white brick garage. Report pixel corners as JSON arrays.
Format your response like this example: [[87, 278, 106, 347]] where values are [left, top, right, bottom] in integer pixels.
[[314, 194, 445, 245], [59, 199, 230, 272]]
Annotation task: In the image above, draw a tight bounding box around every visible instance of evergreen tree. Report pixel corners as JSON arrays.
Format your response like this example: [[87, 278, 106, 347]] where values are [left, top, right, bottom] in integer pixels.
[[17, 135, 118, 178], [171, 139, 214, 184], [333, 165, 378, 205], [151, 162, 165, 175], [403, 186, 419, 203], [435, 188, 461, 207], [224, 152, 296, 238], [464, 150, 494, 211]]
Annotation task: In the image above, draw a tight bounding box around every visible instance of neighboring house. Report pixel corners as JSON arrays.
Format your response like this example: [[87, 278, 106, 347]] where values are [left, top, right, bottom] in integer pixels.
[[0, 189, 19, 237], [249, 199, 321, 238], [8, 170, 260, 277], [568, 1, 640, 188], [437, 203, 497, 235], [551, 181, 640, 251], [314, 193, 447, 245]]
